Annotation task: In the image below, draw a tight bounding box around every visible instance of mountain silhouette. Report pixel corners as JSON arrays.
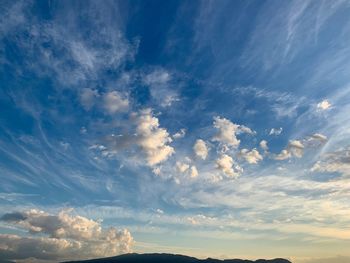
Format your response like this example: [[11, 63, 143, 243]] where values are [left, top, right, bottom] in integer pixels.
[[63, 253, 292, 263]]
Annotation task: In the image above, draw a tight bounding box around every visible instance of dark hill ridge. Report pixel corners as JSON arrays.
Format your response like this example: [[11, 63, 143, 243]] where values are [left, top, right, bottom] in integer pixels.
[[63, 253, 292, 263]]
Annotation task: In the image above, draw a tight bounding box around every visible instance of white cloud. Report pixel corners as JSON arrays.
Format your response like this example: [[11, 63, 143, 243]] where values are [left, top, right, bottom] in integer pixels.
[[0, 209, 133, 261], [288, 140, 305, 158], [143, 69, 179, 107], [259, 140, 269, 151], [152, 167, 162, 176], [274, 140, 304, 160], [274, 149, 292, 160], [304, 133, 328, 147], [176, 162, 190, 173], [311, 148, 350, 176], [80, 89, 129, 114], [240, 148, 263, 164], [239, 125, 256, 135], [103, 91, 129, 114], [135, 109, 175, 166], [190, 166, 199, 178], [176, 161, 198, 178], [193, 139, 208, 160], [80, 88, 99, 111], [5, 3, 137, 87], [156, 208, 164, 214], [269, 127, 283, 136], [304, 133, 328, 148], [309, 133, 327, 142], [216, 154, 241, 178], [212, 116, 254, 148], [317, 99, 331, 110], [173, 128, 186, 139], [143, 69, 170, 85]]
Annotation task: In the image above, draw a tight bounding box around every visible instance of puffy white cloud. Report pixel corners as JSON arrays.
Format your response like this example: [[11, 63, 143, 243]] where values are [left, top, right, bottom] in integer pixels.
[[176, 162, 190, 173], [190, 166, 199, 178], [216, 154, 241, 178], [274, 149, 292, 160], [269, 127, 283, 136], [0, 210, 133, 261], [212, 116, 255, 148], [193, 139, 208, 160], [274, 140, 304, 160], [240, 148, 263, 164], [80, 88, 99, 110], [239, 125, 256, 135], [259, 140, 269, 151], [311, 148, 350, 176], [317, 99, 331, 110], [173, 128, 186, 139], [103, 91, 129, 114], [176, 161, 198, 178], [135, 109, 174, 166], [288, 140, 304, 158]]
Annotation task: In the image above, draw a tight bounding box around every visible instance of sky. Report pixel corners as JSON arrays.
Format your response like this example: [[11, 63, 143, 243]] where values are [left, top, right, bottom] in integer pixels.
[[1, 0, 350, 262]]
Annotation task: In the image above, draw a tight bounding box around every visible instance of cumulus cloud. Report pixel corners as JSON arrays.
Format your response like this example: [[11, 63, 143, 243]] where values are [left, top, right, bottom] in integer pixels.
[[274, 149, 292, 160], [259, 140, 269, 151], [239, 148, 263, 164], [311, 148, 350, 176], [190, 166, 199, 178], [274, 140, 304, 160], [173, 128, 186, 139], [0, 209, 133, 261], [212, 116, 255, 148], [135, 109, 174, 166], [269, 127, 283, 136], [176, 161, 198, 178], [317, 99, 331, 110], [288, 140, 305, 158], [176, 161, 190, 173], [216, 154, 241, 178], [89, 109, 175, 166], [193, 139, 208, 160], [103, 91, 129, 114]]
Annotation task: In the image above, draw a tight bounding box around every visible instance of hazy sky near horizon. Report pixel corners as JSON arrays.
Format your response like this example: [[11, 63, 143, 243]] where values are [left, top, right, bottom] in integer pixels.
[[1, 1, 350, 262]]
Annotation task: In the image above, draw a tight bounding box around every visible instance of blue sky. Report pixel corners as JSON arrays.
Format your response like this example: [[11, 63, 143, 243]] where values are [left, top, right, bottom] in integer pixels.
[[1, 0, 350, 262]]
